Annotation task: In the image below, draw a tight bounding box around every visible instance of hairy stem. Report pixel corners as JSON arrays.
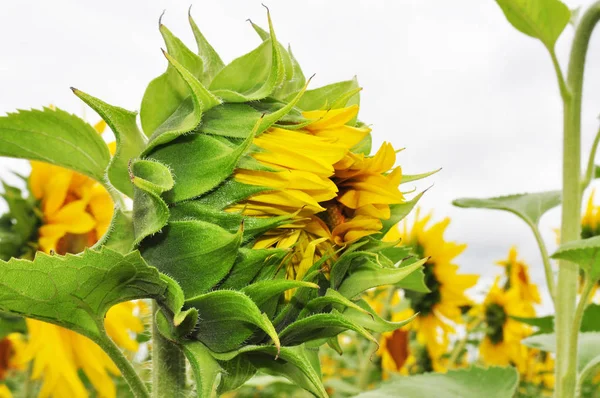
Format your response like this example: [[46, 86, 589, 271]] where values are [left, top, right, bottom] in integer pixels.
[[96, 329, 149, 398], [152, 301, 187, 398], [556, 3, 600, 397]]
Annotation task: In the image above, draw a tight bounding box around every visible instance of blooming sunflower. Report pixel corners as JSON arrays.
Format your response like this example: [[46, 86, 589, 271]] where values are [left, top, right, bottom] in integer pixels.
[[478, 278, 531, 371], [2, 121, 146, 398], [384, 211, 478, 358], [232, 105, 404, 282], [496, 247, 541, 312]]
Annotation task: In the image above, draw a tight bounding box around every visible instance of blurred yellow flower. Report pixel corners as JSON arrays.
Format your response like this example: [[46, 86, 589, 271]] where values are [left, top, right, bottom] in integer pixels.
[[582, 189, 600, 239], [496, 247, 541, 312], [385, 211, 478, 358]]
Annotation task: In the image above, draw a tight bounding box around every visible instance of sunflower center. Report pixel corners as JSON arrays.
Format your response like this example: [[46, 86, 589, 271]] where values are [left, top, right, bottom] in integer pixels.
[[385, 329, 410, 370], [485, 302, 507, 344], [0, 338, 14, 380], [404, 261, 441, 316], [322, 200, 347, 230]]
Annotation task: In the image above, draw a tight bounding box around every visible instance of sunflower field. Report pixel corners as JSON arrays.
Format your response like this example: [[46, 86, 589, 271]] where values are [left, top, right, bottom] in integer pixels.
[[0, 0, 599, 397]]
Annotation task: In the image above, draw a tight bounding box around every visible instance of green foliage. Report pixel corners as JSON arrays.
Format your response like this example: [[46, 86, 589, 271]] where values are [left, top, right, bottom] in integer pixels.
[[354, 366, 519, 398], [0, 183, 38, 260], [72, 89, 147, 198], [524, 332, 600, 373], [0, 107, 110, 183], [453, 190, 561, 226], [495, 0, 571, 50], [552, 236, 600, 280]]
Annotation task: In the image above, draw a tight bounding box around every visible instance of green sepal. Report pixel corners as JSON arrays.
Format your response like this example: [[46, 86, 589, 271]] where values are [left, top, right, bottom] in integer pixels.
[[218, 248, 288, 290], [188, 10, 225, 85], [210, 344, 328, 398], [279, 310, 378, 347], [299, 288, 370, 319], [169, 201, 292, 242], [0, 107, 110, 183], [142, 50, 222, 155], [216, 356, 257, 395], [343, 298, 417, 333], [141, 220, 242, 297], [338, 257, 426, 299], [273, 270, 323, 330], [294, 77, 360, 113], [92, 209, 134, 254], [327, 336, 344, 355], [352, 133, 372, 156], [242, 279, 319, 317], [379, 189, 427, 237], [402, 168, 442, 184], [185, 290, 280, 354], [131, 159, 174, 245], [0, 248, 169, 341], [149, 132, 252, 203], [72, 89, 147, 198], [209, 10, 284, 102], [196, 178, 271, 210], [0, 183, 38, 260]]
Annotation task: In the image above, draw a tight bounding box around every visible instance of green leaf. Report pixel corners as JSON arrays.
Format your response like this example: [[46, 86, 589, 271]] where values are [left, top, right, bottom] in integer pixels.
[[72, 89, 147, 198], [0, 248, 168, 341], [294, 78, 360, 112], [141, 220, 241, 297], [211, 345, 327, 398], [0, 183, 38, 260], [188, 10, 225, 85], [242, 280, 319, 309], [379, 190, 427, 236], [185, 290, 280, 353], [581, 303, 600, 332], [453, 190, 561, 226], [300, 288, 369, 319], [343, 298, 417, 333], [338, 257, 426, 299], [143, 50, 222, 155], [354, 366, 519, 398], [200, 104, 262, 138], [218, 248, 288, 290], [279, 310, 377, 347], [149, 132, 252, 203], [551, 236, 600, 280], [0, 107, 110, 182], [523, 332, 600, 374], [495, 0, 571, 50], [0, 313, 26, 339], [510, 315, 555, 334], [131, 159, 173, 245], [209, 11, 284, 102], [196, 178, 270, 210]]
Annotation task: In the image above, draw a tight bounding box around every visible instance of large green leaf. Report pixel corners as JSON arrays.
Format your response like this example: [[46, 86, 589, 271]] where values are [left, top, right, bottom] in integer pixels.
[[0, 248, 168, 341], [551, 236, 600, 280], [185, 290, 280, 353], [140, 220, 241, 297], [209, 11, 284, 102], [523, 332, 600, 375], [354, 366, 519, 398], [0, 107, 110, 182], [453, 190, 561, 226], [73, 89, 147, 197], [495, 0, 571, 50]]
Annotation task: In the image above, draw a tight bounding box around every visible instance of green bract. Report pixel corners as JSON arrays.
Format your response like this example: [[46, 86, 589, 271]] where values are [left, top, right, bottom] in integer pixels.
[[0, 8, 429, 398]]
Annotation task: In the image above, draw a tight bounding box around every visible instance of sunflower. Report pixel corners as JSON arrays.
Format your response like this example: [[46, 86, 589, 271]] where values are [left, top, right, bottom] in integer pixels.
[[384, 211, 478, 358], [2, 120, 146, 398], [582, 189, 600, 239], [0, 334, 24, 398], [232, 105, 404, 282], [478, 278, 531, 371], [496, 247, 541, 312]]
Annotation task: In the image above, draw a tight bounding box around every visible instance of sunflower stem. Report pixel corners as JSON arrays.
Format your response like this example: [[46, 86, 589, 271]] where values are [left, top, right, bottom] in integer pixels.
[[151, 301, 186, 398], [96, 327, 150, 398], [449, 319, 482, 366], [556, 3, 600, 397], [569, 278, 595, 398], [529, 222, 556, 305]]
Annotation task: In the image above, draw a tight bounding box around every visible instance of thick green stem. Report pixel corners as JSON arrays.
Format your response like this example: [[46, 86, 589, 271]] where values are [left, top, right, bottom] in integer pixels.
[[152, 302, 187, 398], [568, 279, 595, 398], [556, 3, 600, 397], [97, 331, 150, 398]]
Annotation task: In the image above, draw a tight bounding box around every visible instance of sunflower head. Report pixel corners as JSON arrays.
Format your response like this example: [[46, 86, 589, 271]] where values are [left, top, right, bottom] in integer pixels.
[[91, 9, 432, 394]]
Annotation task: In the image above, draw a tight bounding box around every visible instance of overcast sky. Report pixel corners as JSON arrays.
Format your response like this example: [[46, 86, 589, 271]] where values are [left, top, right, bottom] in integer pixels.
[[1, 1, 600, 310]]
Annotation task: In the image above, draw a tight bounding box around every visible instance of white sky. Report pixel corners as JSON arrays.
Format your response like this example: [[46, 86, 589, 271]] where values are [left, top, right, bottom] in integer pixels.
[[1, 1, 600, 309]]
